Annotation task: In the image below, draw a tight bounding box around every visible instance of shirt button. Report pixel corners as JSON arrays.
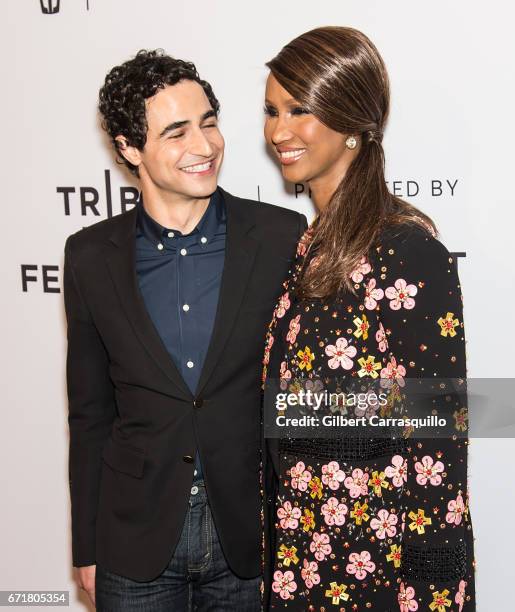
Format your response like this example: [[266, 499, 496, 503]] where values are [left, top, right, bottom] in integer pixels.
[[167, 231, 175, 238], [182, 304, 190, 312], [194, 469, 198, 476], [200, 236, 208, 244], [157, 243, 164, 250], [180, 248, 187, 256], [191, 485, 199, 495], [187, 360, 194, 369]]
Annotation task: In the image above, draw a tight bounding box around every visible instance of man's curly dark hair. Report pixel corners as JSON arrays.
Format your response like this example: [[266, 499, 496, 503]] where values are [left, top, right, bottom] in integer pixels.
[[98, 49, 220, 177]]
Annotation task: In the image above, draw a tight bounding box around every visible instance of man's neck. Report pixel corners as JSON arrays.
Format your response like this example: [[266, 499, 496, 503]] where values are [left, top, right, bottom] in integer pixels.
[[140, 186, 214, 234]]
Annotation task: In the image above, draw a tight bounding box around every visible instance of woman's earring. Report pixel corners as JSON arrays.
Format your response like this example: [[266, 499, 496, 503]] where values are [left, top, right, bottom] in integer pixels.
[[345, 135, 357, 150]]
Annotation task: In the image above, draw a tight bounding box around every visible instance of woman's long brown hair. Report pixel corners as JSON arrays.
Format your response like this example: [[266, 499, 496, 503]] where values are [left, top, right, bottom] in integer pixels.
[[266, 26, 436, 298]]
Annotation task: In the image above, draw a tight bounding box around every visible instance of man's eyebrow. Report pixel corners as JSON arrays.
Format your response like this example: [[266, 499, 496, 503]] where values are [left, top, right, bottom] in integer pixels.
[[159, 120, 189, 137], [159, 110, 217, 138], [202, 109, 217, 121]]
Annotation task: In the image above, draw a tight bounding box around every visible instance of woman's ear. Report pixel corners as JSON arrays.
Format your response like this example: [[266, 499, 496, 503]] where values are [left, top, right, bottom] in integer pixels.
[[115, 135, 142, 168]]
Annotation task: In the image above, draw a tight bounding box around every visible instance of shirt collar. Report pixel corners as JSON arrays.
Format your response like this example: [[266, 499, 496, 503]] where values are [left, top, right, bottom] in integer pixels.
[[136, 187, 225, 249]]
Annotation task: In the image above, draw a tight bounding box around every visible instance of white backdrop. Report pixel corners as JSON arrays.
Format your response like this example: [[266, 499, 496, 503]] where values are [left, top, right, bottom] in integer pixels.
[[1, 1, 514, 609]]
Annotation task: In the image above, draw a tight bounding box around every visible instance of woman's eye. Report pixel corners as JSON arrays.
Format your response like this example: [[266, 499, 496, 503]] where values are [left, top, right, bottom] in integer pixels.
[[264, 105, 278, 117], [291, 107, 310, 116]]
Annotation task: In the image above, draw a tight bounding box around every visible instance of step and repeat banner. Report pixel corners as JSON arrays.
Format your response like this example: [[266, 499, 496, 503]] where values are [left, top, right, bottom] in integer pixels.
[[1, 1, 513, 609]]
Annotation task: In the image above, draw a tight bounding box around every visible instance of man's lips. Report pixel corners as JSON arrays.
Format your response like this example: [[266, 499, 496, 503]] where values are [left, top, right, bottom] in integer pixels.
[[179, 158, 216, 174]]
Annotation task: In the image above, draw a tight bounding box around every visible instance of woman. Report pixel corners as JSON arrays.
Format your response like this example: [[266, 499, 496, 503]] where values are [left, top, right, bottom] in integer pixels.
[[262, 27, 475, 611]]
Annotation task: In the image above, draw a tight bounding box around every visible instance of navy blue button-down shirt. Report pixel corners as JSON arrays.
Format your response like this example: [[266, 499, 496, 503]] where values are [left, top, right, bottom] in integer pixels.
[[135, 188, 226, 479]]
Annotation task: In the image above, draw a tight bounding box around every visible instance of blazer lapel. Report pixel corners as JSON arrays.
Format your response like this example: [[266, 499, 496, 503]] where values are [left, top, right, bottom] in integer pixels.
[[105, 206, 192, 399], [195, 188, 260, 395]]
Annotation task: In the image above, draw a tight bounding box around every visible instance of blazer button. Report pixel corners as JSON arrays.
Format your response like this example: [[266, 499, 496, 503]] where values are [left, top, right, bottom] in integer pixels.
[[193, 398, 204, 408], [182, 455, 194, 463]]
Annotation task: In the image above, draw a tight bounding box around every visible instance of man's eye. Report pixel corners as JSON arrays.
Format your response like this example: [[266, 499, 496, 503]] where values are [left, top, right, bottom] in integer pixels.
[[168, 133, 184, 139], [202, 123, 217, 128]]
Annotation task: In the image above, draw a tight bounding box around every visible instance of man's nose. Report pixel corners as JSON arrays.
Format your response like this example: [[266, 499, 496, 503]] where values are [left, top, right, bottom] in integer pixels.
[[190, 128, 215, 157]]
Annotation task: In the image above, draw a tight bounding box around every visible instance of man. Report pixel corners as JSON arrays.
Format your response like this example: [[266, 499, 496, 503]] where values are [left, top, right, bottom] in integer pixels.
[[64, 49, 307, 610]]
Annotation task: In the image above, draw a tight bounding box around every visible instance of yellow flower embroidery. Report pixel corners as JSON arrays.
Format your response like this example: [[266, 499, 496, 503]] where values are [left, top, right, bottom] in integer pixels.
[[408, 509, 432, 535], [350, 501, 370, 525], [386, 544, 402, 568], [308, 476, 323, 500], [277, 544, 299, 567], [454, 407, 468, 432], [369, 470, 389, 496], [437, 312, 459, 337], [429, 589, 452, 611], [325, 582, 349, 604], [353, 314, 369, 340], [357, 355, 381, 378], [297, 346, 315, 371], [300, 508, 315, 532]]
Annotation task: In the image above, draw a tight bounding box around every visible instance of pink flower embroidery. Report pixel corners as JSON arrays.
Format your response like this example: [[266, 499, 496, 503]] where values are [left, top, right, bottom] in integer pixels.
[[272, 570, 297, 600], [370, 509, 398, 539], [277, 500, 302, 529], [344, 468, 369, 498], [351, 256, 372, 283], [321, 461, 345, 490], [385, 455, 408, 487], [446, 494, 465, 525], [455, 580, 467, 611], [286, 315, 301, 344], [346, 550, 376, 580], [310, 532, 332, 561], [376, 321, 389, 352], [380, 356, 406, 388], [354, 391, 380, 418], [364, 278, 384, 310], [276, 292, 291, 318], [263, 335, 274, 366], [325, 337, 357, 370], [321, 497, 348, 526], [290, 461, 312, 491], [279, 361, 292, 390], [297, 227, 314, 256], [415, 455, 445, 486], [398, 582, 418, 611], [301, 559, 320, 589], [385, 278, 418, 310]]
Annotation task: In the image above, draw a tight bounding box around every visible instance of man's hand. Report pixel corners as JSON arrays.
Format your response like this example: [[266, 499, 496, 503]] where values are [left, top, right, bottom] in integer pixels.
[[75, 565, 96, 607]]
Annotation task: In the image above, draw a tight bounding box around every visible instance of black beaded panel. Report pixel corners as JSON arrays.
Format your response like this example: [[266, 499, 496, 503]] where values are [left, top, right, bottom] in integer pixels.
[[400, 541, 467, 582], [278, 436, 409, 462]]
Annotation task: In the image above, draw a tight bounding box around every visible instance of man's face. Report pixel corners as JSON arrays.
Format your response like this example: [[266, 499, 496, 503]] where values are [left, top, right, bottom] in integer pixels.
[[122, 80, 224, 201]]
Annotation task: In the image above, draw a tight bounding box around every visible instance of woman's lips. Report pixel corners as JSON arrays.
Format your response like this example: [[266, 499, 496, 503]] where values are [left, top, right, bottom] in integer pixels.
[[277, 148, 307, 165]]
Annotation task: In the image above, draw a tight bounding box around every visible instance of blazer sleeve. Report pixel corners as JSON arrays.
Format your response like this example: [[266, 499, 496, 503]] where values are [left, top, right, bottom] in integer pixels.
[[63, 234, 117, 567], [371, 228, 475, 610], [297, 213, 309, 241]]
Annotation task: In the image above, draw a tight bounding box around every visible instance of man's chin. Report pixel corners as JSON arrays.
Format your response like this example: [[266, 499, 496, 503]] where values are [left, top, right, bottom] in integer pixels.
[[177, 175, 219, 200]]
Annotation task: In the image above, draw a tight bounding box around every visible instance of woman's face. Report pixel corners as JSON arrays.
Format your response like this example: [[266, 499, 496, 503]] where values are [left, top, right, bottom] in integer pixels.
[[264, 73, 358, 204]]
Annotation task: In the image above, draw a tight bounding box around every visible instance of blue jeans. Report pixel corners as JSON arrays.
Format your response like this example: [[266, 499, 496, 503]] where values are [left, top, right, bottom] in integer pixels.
[[95, 480, 261, 611]]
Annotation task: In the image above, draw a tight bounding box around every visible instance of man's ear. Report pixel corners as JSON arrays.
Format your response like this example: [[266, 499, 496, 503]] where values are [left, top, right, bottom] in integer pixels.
[[115, 135, 142, 168]]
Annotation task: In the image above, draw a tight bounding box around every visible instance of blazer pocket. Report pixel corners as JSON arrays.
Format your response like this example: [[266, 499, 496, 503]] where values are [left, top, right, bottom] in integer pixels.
[[101, 437, 146, 478]]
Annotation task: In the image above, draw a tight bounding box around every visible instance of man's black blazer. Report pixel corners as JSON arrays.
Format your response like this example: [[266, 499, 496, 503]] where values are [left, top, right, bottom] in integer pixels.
[[63, 186, 307, 581]]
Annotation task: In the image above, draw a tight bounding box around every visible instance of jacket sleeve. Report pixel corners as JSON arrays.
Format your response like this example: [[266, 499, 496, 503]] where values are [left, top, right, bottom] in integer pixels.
[[297, 213, 309, 241], [63, 234, 117, 567], [371, 228, 475, 611]]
